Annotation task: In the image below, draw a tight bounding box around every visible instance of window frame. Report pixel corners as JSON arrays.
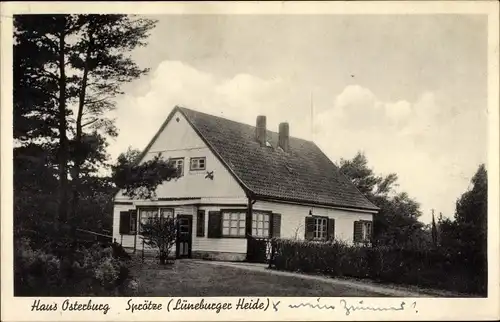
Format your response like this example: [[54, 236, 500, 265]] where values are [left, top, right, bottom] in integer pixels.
[[169, 157, 185, 176], [137, 206, 175, 233], [361, 220, 372, 242], [251, 211, 271, 238], [312, 215, 328, 241], [221, 209, 247, 238], [190, 157, 206, 171], [129, 213, 137, 234]]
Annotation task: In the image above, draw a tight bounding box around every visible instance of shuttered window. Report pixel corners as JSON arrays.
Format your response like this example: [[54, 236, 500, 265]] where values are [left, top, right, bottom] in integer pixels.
[[120, 210, 137, 235], [305, 216, 334, 241], [354, 220, 373, 243], [252, 212, 270, 237], [196, 210, 205, 237], [313, 217, 328, 239]]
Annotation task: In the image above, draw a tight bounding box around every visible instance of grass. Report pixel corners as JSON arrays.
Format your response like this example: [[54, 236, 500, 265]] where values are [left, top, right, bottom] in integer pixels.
[[128, 257, 385, 297]]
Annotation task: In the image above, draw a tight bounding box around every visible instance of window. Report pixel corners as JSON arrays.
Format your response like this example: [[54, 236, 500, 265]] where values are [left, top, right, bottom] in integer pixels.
[[222, 211, 246, 237], [354, 220, 373, 243], [361, 221, 372, 241], [170, 158, 184, 176], [252, 212, 270, 237], [138, 207, 174, 233], [130, 214, 137, 234], [313, 217, 328, 240], [196, 210, 205, 237], [190, 157, 206, 171], [119, 210, 137, 235]]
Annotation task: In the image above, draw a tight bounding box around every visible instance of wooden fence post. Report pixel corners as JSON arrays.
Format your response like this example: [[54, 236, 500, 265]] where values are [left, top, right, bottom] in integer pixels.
[[141, 238, 145, 263]]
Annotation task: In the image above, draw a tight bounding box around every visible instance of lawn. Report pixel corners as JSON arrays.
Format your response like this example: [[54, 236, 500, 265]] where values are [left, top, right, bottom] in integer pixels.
[[128, 257, 386, 297]]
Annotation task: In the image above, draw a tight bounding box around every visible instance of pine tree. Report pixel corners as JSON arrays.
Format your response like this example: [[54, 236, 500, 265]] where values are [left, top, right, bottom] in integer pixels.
[[14, 15, 157, 227]]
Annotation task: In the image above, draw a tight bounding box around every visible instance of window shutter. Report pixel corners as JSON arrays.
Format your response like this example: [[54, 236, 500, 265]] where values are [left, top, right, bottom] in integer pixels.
[[327, 218, 335, 241], [353, 221, 362, 243], [305, 216, 315, 240], [119, 211, 130, 234], [129, 209, 138, 234], [271, 213, 281, 238], [207, 211, 222, 238], [197, 210, 205, 237]]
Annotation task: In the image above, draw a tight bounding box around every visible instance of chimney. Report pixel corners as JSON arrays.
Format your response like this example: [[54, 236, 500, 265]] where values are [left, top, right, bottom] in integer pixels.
[[279, 122, 290, 152], [256, 115, 267, 146]]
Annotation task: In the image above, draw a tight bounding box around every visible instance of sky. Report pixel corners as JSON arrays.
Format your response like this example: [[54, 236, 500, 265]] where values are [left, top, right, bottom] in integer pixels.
[[108, 14, 488, 224]]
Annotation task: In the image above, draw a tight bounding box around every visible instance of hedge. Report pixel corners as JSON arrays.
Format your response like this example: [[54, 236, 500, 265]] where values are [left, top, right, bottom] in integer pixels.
[[269, 239, 487, 296]]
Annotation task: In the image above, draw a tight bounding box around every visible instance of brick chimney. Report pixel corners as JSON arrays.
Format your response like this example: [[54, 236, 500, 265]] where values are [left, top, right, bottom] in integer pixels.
[[278, 122, 289, 152], [256, 115, 267, 146]]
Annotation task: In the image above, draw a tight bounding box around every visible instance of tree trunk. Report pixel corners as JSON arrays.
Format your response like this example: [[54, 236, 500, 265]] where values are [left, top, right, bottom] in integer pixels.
[[159, 250, 167, 265], [57, 25, 69, 228], [70, 32, 93, 223]]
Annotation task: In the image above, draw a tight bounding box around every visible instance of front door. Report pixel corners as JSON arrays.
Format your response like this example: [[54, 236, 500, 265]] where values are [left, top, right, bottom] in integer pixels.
[[176, 214, 192, 258]]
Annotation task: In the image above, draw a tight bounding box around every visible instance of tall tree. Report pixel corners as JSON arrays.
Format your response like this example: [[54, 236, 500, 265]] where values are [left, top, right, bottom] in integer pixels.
[[14, 15, 156, 227], [67, 15, 156, 222], [454, 164, 487, 250], [339, 152, 425, 246]]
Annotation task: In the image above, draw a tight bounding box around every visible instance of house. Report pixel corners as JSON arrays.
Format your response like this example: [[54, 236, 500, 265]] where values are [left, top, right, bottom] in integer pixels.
[[113, 106, 379, 261]]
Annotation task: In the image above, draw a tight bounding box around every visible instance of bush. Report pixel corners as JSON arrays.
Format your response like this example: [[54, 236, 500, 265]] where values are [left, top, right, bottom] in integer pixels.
[[270, 238, 486, 295], [14, 237, 132, 296]]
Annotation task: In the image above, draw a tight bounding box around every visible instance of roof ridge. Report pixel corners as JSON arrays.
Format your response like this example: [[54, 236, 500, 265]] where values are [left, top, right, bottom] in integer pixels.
[[177, 105, 314, 144]]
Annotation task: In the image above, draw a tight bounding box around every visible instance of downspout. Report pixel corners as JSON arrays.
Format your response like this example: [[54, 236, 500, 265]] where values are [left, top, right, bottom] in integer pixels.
[[246, 192, 257, 261], [246, 194, 255, 237]]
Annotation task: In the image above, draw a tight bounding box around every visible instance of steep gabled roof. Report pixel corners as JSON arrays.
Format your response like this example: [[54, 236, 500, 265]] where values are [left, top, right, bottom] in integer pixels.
[[169, 106, 379, 212]]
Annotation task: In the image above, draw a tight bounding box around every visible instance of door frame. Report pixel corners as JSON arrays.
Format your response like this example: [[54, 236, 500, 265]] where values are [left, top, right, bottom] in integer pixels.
[[176, 214, 193, 258]]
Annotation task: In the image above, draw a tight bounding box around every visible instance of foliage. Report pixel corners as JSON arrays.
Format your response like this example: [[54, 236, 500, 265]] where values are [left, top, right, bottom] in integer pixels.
[[437, 164, 487, 291], [339, 152, 427, 247], [14, 237, 131, 296], [140, 216, 178, 265], [270, 238, 486, 295], [14, 14, 156, 223], [111, 148, 180, 199]]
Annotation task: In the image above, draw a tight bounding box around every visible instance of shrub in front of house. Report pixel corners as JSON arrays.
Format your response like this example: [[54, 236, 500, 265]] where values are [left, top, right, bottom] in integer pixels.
[[14, 238, 132, 296], [270, 238, 485, 295]]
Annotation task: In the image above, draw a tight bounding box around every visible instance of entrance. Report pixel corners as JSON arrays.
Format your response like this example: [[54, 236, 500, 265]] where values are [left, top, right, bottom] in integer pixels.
[[176, 214, 192, 258]]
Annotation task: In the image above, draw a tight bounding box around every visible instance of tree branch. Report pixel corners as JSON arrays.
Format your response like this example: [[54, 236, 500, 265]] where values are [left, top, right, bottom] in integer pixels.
[[81, 118, 99, 128]]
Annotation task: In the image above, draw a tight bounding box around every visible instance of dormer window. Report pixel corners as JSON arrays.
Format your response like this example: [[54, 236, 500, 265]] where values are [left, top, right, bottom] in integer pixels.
[[190, 157, 206, 171]]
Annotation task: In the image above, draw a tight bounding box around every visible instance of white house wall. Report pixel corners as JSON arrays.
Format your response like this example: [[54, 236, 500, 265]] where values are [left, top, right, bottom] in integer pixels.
[[112, 203, 136, 248], [112, 202, 248, 255], [115, 110, 246, 201], [253, 200, 373, 244]]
